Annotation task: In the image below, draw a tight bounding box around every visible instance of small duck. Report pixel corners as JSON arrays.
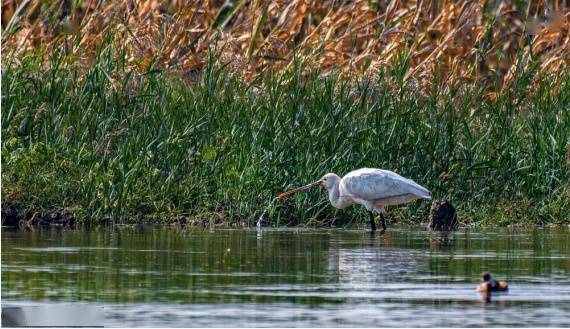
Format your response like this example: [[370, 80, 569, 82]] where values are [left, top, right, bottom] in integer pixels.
[[476, 272, 508, 292]]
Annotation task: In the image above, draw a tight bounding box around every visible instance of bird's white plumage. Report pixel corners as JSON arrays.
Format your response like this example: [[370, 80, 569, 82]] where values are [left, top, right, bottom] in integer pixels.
[[278, 167, 432, 231], [341, 168, 431, 199], [326, 168, 431, 213]]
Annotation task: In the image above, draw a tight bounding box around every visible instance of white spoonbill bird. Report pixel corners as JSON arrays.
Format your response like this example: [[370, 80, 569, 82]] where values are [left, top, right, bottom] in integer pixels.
[[278, 168, 432, 232]]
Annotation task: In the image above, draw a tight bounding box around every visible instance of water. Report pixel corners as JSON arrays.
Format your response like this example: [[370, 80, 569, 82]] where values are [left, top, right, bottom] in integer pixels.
[[257, 198, 277, 227], [2, 226, 570, 327]]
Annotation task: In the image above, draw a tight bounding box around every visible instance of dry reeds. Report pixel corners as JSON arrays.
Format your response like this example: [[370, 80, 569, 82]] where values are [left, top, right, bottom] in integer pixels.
[[2, 0, 568, 92]]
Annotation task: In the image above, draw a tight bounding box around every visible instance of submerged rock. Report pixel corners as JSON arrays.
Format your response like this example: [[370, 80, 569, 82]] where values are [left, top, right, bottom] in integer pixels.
[[428, 200, 458, 230]]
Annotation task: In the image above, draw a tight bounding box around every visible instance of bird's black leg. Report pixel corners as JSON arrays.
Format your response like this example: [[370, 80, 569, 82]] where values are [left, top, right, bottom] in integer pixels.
[[380, 213, 387, 232], [368, 211, 377, 232]]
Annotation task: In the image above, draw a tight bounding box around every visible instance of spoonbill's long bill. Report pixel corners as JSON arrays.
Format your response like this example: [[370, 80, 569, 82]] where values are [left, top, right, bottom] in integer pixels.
[[278, 168, 432, 232]]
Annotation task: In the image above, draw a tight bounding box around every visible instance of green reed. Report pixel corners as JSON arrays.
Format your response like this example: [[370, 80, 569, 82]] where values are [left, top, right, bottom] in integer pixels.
[[2, 44, 569, 226]]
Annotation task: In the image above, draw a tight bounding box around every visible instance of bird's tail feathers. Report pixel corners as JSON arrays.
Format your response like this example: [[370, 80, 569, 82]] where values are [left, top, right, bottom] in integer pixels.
[[413, 186, 432, 200]]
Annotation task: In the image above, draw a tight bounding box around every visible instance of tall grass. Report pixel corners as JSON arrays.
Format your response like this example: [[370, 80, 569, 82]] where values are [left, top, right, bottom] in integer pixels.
[[2, 42, 569, 226]]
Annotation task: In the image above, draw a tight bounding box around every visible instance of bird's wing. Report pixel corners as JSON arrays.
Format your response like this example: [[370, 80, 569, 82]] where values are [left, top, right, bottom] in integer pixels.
[[341, 168, 431, 200]]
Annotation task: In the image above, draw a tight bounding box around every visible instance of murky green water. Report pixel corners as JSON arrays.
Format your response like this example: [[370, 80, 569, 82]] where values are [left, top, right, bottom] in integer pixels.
[[2, 226, 570, 327]]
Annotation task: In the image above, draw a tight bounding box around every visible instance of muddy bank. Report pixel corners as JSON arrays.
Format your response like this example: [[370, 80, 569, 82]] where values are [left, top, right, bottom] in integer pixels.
[[1, 202, 76, 229], [0, 202, 251, 229], [2, 202, 568, 230]]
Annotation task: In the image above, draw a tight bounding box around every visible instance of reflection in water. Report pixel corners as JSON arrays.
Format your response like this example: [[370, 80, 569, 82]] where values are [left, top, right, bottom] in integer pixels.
[[478, 290, 497, 304], [429, 230, 454, 251], [2, 226, 570, 327]]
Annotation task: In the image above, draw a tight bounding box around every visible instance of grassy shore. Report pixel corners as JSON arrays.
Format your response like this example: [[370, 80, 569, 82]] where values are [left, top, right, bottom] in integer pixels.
[[2, 43, 569, 226], [2, 0, 569, 226]]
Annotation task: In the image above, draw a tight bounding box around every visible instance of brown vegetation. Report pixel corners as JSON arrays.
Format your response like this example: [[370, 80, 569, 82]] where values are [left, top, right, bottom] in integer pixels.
[[2, 0, 568, 93]]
